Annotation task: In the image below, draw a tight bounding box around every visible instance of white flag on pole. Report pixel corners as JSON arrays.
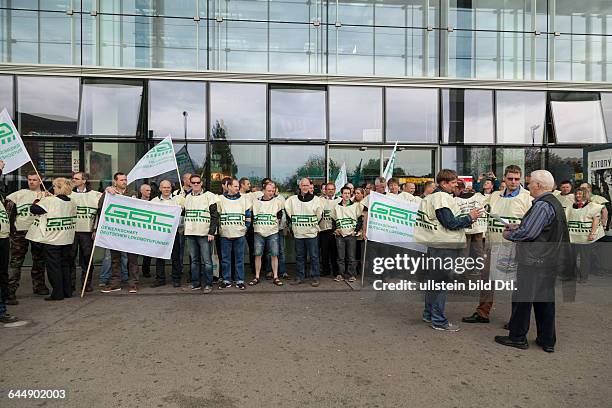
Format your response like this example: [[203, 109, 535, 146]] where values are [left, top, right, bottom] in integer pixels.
[[127, 136, 177, 185], [95, 194, 181, 259], [382, 141, 398, 192], [334, 162, 347, 196], [366, 192, 426, 252], [0, 108, 32, 173]]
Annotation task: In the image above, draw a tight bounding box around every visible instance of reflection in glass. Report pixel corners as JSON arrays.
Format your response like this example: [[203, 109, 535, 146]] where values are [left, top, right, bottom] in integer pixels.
[[270, 87, 326, 140], [496, 91, 546, 145], [329, 86, 382, 142], [211, 20, 267, 72], [495, 148, 543, 184], [210, 83, 266, 140], [79, 80, 144, 136], [547, 148, 583, 186], [329, 147, 382, 188], [270, 145, 325, 195], [442, 147, 493, 180], [269, 22, 322, 74], [100, 0, 198, 18], [23, 140, 79, 185], [210, 143, 266, 193], [448, 0, 536, 31], [0, 75, 14, 119], [550, 96, 606, 144], [329, 25, 373, 75], [149, 81, 206, 140], [552, 0, 612, 35], [386, 88, 438, 143], [17, 76, 80, 135], [84, 142, 146, 191], [553, 34, 610, 82], [390, 149, 436, 180], [374, 28, 436, 77], [154, 143, 207, 189], [601, 93, 612, 142], [442, 89, 494, 144]]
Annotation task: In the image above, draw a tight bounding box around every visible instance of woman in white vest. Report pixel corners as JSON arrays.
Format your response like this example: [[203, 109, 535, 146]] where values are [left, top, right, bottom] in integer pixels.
[[26, 178, 77, 301], [566, 187, 605, 283]]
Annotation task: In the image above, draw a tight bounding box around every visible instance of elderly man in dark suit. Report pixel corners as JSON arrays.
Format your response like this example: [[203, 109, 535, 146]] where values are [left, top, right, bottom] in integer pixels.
[[495, 170, 571, 353]]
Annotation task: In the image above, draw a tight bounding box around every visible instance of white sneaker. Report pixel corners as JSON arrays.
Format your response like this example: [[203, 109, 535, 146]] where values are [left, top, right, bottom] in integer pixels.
[[432, 322, 460, 332]]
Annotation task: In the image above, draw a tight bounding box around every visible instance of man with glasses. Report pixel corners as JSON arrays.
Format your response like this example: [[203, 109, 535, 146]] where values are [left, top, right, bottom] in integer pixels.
[[70, 172, 102, 293], [462, 165, 533, 325]]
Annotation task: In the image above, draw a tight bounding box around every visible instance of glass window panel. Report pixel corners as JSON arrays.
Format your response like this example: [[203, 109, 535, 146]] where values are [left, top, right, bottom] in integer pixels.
[[547, 148, 583, 187], [552, 0, 612, 35], [551, 99, 607, 144], [329, 25, 374, 75], [495, 147, 543, 184], [211, 20, 267, 72], [332, 1, 374, 26], [269, 22, 321, 74], [496, 91, 546, 145], [149, 80, 206, 140], [3, 10, 38, 63], [389, 148, 436, 179], [209, 83, 266, 140], [84, 142, 147, 191], [79, 80, 144, 136], [442, 146, 494, 181], [270, 144, 325, 195], [386, 87, 438, 144], [211, 0, 268, 20], [210, 143, 266, 193], [442, 89, 494, 144], [100, 0, 197, 17], [553, 34, 610, 82], [602, 93, 612, 142], [0, 75, 14, 119], [270, 86, 326, 140], [329, 86, 382, 142], [153, 143, 207, 188], [375, 28, 437, 77], [448, 0, 536, 31], [23, 139, 79, 183], [17, 76, 79, 135], [329, 147, 382, 188], [270, 0, 321, 23]]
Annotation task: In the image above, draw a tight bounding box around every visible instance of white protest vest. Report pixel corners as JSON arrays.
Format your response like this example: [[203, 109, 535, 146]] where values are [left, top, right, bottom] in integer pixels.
[[331, 201, 362, 237], [71, 190, 102, 232], [319, 196, 340, 231], [26, 196, 76, 246], [398, 192, 422, 206], [591, 194, 609, 205], [285, 195, 323, 239], [0, 202, 9, 239], [253, 197, 284, 237], [566, 202, 605, 244], [487, 188, 533, 243], [553, 191, 575, 210], [414, 191, 466, 249], [6, 189, 41, 231], [217, 194, 250, 238], [455, 193, 487, 235], [184, 191, 218, 236]]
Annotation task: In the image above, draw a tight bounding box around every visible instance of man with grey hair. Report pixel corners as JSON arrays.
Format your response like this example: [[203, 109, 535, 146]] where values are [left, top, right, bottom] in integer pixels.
[[495, 170, 570, 353]]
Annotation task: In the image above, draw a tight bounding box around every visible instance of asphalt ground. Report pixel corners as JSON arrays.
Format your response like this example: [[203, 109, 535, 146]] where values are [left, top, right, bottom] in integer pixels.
[[1, 269, 611, 408]]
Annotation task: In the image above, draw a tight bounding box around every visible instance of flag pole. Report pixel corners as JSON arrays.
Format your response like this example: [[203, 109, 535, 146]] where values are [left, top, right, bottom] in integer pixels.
[[360, 238, 368, 288], [80, 241, 97, 298], [30, 162, 48, 192]]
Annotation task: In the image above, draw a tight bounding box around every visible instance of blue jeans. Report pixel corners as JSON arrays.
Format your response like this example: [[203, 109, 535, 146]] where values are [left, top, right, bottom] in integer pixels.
[[265, 232, 286, 275], [254, 233, 280, 257], [423, 291, 448, 327], [101, 249, 127, 283], [422, 247, 458, 328], [220, 236, 245, 284], [186, 235, 213, 287], [295, 237, 319, 281]]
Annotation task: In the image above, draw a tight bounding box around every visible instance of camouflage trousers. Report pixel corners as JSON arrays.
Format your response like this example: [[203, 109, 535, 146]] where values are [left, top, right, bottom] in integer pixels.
[[8, 230, 46, 294]]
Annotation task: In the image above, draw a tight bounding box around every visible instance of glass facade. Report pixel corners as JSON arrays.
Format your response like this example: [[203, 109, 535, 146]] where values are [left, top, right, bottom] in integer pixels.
[[1, 1, 610, 80]]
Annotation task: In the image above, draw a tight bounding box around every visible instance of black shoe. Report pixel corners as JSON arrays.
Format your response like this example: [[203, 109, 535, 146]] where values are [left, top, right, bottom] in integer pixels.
[[236, 282, 246, 290], [462, 312, 490, 324], [218, 281, 231, 289], [33, 287, 50, 296], [150, 281, 166, 288], [44, 296, 63, 301], [535, 339, 555, 353], [494, 335, 529, 350], [0, 314, 19, 324], [6, 296, 18, 305]]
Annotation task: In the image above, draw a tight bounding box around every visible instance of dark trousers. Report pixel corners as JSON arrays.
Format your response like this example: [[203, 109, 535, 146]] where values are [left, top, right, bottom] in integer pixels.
[[110, 250, 139, 288], [336, 235, 357, 278], [155, 233, 183, 284], [142, 256, 151, 276], [71, 231, 94, 290], [508, 263, 556, 347], [45, 244, 73, 300], [0, 238, 9, 304], [246, 226, 255, 275], [319, 229, 337, 276], [8, 231, 46, 293], [216, 234, 236, 281]]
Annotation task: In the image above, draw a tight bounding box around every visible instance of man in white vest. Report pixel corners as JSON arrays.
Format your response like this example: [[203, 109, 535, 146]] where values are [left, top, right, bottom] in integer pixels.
[[150, 180, 185, 289], [0, 161, 20, 322], [319, 182, 340, 277], [553, 180, 575, 210], [415, 169, 481, 332], [286, 177, 324, 287], [462, 165, 533, 324], [5, 170, 47, 303], [70, 172, 101, 293]]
